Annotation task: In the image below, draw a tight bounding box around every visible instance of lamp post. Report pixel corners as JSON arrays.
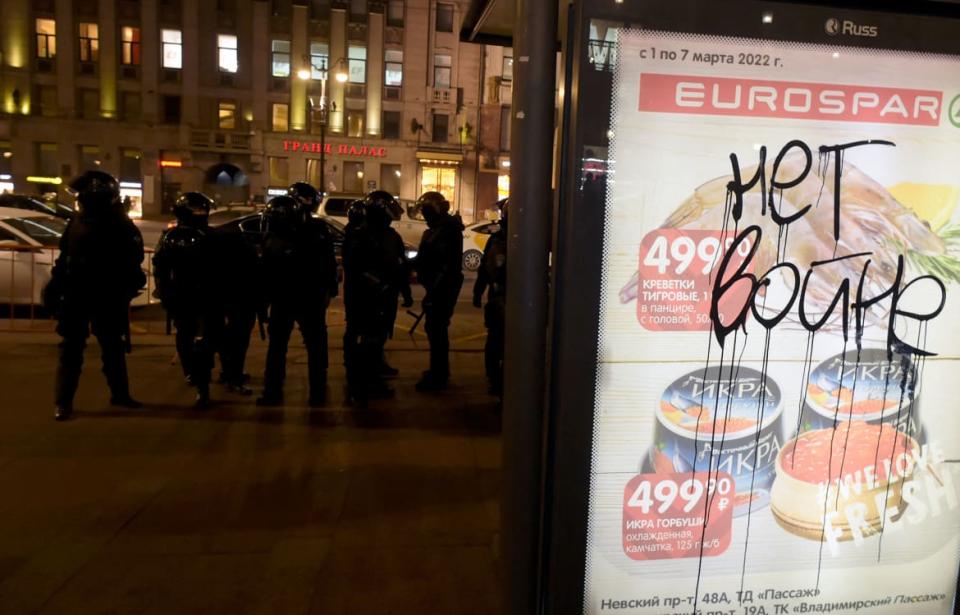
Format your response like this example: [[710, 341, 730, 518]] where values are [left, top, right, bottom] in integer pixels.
[[299, 57, 349, 197]]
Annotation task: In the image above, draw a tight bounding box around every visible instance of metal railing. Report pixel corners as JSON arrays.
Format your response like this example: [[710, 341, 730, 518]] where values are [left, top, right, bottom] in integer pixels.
[[1, 245, 158, 332]]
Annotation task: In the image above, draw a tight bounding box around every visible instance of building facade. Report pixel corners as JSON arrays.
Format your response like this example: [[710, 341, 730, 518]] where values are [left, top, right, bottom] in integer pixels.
[[0, 0, 503, 220]]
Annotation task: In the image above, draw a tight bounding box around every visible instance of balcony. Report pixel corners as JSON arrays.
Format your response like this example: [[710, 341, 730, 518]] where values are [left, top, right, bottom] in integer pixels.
[[430, 87, 456, 105], [188, 129, 252, 152]]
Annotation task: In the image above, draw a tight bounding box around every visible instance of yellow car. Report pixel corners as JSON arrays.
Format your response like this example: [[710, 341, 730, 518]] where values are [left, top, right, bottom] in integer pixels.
[[462, 220, 502, 272]]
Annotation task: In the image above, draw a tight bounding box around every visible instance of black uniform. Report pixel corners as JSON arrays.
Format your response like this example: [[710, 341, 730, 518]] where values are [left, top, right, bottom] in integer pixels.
[[212, 226, 260, 391], [342, 196, 411, 403], [260, 204, 338, 406], [473, 221, 507, 396], [153, 226, 221, 406], [47, 172, 145, 420], [415, 210, 464, 388]]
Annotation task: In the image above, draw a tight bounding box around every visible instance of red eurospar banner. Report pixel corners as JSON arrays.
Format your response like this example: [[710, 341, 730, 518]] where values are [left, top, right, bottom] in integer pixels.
[[637, 73, 943, 126]]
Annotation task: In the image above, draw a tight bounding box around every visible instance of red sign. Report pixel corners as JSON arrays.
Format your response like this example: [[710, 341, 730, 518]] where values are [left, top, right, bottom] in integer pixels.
[[282, 141, 389, 157], [637, 73, 942, 126], [622, 472, 733, 560]]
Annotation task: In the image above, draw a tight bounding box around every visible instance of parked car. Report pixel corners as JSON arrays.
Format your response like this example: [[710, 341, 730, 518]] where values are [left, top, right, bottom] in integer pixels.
[[0, 194, 76, 220], [320, 192, 428, 246], [0, 207, 67, 305], [211, 211, 349, 256], [461, 220, 501, 272]]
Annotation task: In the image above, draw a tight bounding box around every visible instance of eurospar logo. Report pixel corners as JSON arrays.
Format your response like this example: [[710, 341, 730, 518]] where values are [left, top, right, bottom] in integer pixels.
[[825, 17, 878, 38], [637, 74, 943, 127]]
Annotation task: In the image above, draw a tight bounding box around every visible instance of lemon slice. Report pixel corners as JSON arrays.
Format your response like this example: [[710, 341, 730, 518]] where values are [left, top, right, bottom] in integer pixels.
[[888, 182, 960, 231]]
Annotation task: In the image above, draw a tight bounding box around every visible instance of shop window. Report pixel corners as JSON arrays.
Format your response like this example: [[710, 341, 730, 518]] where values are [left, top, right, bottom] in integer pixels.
[[79, 145, 100, 170], [121, 91, 141, 121], [434, 54, 451, 88], [420, 166, 455, 204], [162, 29, 182, 69], [348, 46, 366, 83], [435, 3, 454, 32], [271, 39, 291, 77], [162, 95, 181, 124], [343, 161, 364, 193], [380, 164, 401, 195], [387, 0, 404, 27], [382, 110, 401, 139], [218, 100, 237, 129], [218, 34, 238, 73], [347, 110, 364, 138], [432, 113, 449, 143], [498, 173, 510, 200], [272, 103, 289, 132], [78, 22, 99, 63], [502, 53, 513, 81], [79, 89, 100, 119], [36, 19, 56, 59], [37, 143, 59, 177], [385, 49, 403, 87], [120, 149, 141, 181], [268, 156, 289, 185], [310, 42, 329, 79], [121, 26, 141, 65]]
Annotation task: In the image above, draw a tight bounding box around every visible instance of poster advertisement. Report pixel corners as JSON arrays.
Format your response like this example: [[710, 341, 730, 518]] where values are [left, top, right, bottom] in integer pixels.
[[585, 29, 960, 614]]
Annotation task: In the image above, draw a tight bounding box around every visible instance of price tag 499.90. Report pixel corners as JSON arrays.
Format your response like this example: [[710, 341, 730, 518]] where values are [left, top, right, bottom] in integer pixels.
[[622, 472, 734, 560]]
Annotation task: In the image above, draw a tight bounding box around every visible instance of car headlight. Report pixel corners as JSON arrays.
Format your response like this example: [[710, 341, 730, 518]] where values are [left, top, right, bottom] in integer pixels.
[[405, 249, 418, 259]]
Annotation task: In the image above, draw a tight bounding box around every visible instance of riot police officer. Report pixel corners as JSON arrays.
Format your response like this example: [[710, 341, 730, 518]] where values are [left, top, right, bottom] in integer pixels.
[[258, 191, 338, 407], [342, 191, 412, 404], [46, 170, 146, 421], [413, 191, 464, 392], [153, 192, 221, 408], [473, 200, 508, 397]]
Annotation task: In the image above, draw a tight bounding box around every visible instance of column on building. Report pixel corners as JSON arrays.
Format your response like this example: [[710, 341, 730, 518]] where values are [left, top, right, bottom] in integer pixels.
[[98, 0, 118, 119], [366, 9, 384, 138], [54, 0, 76, 116], [250, 0, 271, 199], [329, 6, 346, 134], [181, 0, 200, 125], [290, 4, 309, 132]]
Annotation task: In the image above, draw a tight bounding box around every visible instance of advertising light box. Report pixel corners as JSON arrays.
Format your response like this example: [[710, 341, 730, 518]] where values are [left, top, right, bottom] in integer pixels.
[[584, 29, 960, 614]]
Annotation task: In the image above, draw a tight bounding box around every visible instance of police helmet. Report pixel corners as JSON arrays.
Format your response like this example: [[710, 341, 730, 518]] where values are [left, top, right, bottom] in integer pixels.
[[347, 199, 366, 227], [263, 195, 300, 235], [287, 182, 321, 216], [162, 224, 206, 249], [67, 170, 120, 215], [173, 192, 214, 227], [363, 190, 398, 229], [415, 191, 449, 220]]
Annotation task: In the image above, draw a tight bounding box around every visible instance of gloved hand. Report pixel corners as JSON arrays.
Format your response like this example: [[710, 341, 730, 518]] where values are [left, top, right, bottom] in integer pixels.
[[472, 294, 483, 308]]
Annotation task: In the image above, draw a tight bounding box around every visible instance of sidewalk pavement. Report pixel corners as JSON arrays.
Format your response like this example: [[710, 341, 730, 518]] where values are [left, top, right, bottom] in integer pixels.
[[0, 298, 502, 614]]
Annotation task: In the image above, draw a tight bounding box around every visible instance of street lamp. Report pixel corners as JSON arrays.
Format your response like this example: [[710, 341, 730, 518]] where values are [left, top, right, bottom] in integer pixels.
[[300, 56, 348, 196]]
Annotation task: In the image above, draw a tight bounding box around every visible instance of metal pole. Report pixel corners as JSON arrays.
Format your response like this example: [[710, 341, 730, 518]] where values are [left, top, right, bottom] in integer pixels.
[[320, 63, 328, 195], [502, 0, 557, 611]]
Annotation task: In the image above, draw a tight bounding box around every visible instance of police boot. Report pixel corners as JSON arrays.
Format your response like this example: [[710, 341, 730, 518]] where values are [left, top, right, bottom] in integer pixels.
[[415, 371, 449, 392], [54, 405, 73, 422], [256, 390, 284, 407], [195, 384, 212, 410]]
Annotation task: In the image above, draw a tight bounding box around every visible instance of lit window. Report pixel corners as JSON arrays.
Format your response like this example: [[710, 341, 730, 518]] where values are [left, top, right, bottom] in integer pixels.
[[502, 53, 513, 81], [79, 145, 100, 170], [271, 39, 290, 77], [420, 166, 455, 204], [268, 157, 289, 185], [120, 148, 141, 182], [121, 26, 141, 66], [310, 42, 329, 80], [218, 101, 237, 129], [347, 110, 364, 137], [162, 29, 182, 69], [37, 143, 59, 176], [348, 46, 366, 84], [272, 103, 289, 132], [78, 23, 99, 63], [36, 19, 56, 59], [434, 54, 451, 89], [218, 34, 238, 73], [435, 3, 454, 32], [385, 49, 403, 87]]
